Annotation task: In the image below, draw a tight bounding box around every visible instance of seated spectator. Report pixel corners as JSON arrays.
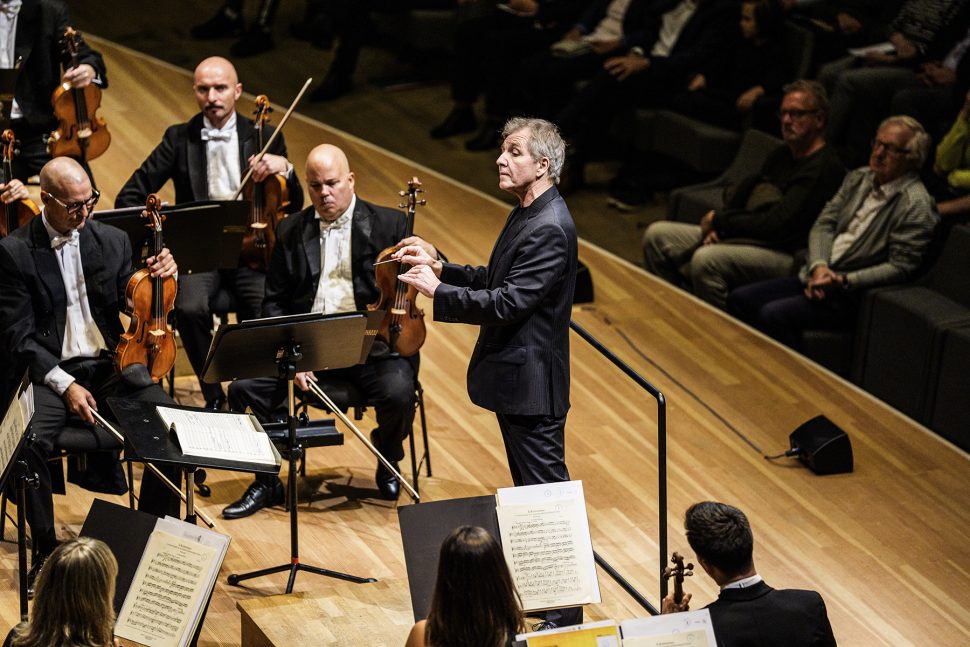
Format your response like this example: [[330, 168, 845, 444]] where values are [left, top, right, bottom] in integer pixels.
[[932, 88, 970, 220], [662, 501, 837, 647], [781, 0, 902, 69], [821, 0, 970, 165], [728, 116, 939, 349], [404, 525, 524, 647], [666, 0, 791, 133], [642, 80, 845, 309], [4, 537, 118, 647]]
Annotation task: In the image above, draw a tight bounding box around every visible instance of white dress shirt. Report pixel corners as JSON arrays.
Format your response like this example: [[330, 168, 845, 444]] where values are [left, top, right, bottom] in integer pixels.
[[0, 0, 22, 119], [311, 195, 357, 315], [41, 211, 108, 395], [202, 112, 241, 201], [721, 573, 763, 591], [651, 0, 696, 58]]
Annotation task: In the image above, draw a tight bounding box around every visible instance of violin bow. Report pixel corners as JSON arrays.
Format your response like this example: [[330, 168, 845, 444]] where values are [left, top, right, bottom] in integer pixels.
[[231, 77, 313, 200]]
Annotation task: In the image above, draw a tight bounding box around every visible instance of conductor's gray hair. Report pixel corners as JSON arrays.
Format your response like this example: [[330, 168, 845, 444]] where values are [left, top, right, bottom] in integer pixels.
[[501, 117, 566, 184]]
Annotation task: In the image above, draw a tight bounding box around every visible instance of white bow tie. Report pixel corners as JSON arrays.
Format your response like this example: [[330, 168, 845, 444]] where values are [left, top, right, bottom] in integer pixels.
[[201, 127, 232, 142], [51, 230, 79, 250], [0, 1, 22, 18]]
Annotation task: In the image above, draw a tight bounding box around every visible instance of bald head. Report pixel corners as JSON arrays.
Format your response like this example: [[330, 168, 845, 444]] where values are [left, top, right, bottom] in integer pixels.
[[40, 157, 95, 234], [305, 144, 355, 223], [193, 56, 242, 129]]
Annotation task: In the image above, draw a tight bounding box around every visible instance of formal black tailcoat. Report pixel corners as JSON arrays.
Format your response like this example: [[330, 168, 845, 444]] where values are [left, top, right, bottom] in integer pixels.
[[707, 581, 837, 647]]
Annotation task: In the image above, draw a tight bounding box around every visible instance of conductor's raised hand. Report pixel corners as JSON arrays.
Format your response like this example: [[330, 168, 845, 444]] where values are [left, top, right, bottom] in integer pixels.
[[393, 244, 442, 276], [398, 265, 441, 298], [397, 235, 438, 262]]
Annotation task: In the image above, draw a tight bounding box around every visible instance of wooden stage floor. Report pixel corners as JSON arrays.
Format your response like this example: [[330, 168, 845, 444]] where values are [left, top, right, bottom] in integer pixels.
[[2, 39, 969, 646]]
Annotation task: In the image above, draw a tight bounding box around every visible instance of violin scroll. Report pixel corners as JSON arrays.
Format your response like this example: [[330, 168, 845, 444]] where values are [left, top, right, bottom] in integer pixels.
[[662, 552, 694, 606]]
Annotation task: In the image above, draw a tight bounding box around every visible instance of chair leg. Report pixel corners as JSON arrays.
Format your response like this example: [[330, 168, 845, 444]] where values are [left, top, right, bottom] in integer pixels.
[[127, 460, 136, 510], [167, 364, 175, 399], [417, 382, 431, 477], [0, 491, 8, 541], [409, 425, 419, 496]]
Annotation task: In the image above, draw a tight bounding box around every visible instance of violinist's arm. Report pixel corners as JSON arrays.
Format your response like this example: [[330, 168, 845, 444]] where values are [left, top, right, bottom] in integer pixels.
[[0, 179, 30, 203], [54, 3, 108, 88], [661, 591, 692, 613], [248, 153, 293, 183]]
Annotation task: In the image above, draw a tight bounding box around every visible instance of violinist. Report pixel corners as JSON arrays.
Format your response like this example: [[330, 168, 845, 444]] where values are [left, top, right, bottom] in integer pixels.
[[224, 144, 439, 517], [115, 56, 303, 410], [2, 0, 106, 182], [0, 157, 181, 596]]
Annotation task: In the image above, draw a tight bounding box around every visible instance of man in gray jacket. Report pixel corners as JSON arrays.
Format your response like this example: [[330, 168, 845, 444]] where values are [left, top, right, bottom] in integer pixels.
[[728, 115, 939, 348]]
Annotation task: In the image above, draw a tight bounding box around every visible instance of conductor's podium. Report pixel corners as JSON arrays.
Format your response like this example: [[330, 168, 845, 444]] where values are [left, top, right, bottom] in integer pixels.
[[237, 580, 414, 646]]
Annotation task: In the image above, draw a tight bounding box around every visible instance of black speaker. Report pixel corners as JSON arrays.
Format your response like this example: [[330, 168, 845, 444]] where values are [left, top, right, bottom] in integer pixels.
[[789, 415, 853, 475], [574, 260, 594, 304]]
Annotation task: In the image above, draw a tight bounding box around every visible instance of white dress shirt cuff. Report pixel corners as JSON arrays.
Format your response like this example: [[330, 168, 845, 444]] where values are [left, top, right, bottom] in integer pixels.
[[44, 366, 76, 396]]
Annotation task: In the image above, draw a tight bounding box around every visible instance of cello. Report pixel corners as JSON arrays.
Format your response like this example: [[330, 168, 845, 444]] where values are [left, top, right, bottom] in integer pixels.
[[115, 194, 178, 383], [0, 130, 39, 238], [368, 178, 426, 357], [47, 26, 110, 162], [239, 94, 288, 271]]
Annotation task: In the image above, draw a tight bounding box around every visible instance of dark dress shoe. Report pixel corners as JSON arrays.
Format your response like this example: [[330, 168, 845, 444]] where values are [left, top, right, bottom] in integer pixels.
[[375, 461, 401, 500], [222, 479, 284, 519], [191, 6, 243, 39], [464, 120, 502, 151], [430, 108, 477, 139], [205, 395, 227, 411], [230, 27, 275, 57], [309, 74, 352, 102]]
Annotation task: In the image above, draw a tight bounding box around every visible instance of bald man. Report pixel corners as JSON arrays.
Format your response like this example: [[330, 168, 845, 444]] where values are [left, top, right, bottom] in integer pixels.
[[223, 144, 436, 515], [116, 56, 304, 409], [0, 158, 181, 593]]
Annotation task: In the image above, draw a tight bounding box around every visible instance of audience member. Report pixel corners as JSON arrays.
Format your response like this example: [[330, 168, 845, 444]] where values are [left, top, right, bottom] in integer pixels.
[[3, 537, 118, 647], [191, 0, 282, 57], [642, 80, 845, 309], [662, 501, 837, 647], [728, 116, 939, 348], [932, 88, 970, 219], [404, 526, 524, 647], [781, 0, 902, 69]]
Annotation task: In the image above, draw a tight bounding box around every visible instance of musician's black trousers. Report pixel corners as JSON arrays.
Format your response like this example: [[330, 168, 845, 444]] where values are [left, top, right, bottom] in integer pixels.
[[10, 119, 96, 187], [22, 357, 181, 558]]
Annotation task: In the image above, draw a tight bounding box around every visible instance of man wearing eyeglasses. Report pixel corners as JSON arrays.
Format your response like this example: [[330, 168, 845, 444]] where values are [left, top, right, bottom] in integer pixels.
[[642, 80, 846, 309], [0, 157, 182, 595], [728, 116, 940, 348], [116, 56, 304, 411]]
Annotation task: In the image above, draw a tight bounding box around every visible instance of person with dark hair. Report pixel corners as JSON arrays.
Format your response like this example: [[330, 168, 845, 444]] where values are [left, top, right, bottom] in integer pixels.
[[663, 501, 837, 647], [405, 525, 524, 647], [3, 537, 118, 647]]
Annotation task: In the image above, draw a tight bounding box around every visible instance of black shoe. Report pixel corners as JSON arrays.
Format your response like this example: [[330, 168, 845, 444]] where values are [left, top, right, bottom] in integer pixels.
[[464, 120, 502, 151], [230, 26, 275, 57], [205, 395, 227, 411], [607, 184, 651, 211], [430, 107, 477, 139], [222, 479, 284, 519], [375, 460, 400, 500], [309, 74, 352, 102], [26, 553, 49, 599], [191, 6, 244, 39]]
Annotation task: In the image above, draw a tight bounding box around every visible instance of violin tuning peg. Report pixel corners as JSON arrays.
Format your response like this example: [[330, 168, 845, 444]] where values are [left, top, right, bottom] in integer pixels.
[[418, 200, 427, 206], [398, 203, 406, 209], [398, 190, 406, 197]]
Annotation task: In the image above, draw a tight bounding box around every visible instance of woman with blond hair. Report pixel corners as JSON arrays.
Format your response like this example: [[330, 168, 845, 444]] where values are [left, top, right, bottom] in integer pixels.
[[405, 525, 524, 647], [4, 537, 119, 647]]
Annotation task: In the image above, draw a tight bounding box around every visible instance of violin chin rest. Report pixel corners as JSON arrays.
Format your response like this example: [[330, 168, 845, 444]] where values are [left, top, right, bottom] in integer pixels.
[[120, 364, 155, 390]]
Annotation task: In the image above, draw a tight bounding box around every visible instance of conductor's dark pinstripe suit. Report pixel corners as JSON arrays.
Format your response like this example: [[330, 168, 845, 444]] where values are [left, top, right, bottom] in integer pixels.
[[433, 185, 577, 486]]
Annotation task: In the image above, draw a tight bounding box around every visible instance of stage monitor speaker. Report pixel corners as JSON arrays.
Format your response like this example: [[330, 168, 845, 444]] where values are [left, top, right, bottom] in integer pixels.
[[574, 260, 594, 304], [789, 415, 853, 475]]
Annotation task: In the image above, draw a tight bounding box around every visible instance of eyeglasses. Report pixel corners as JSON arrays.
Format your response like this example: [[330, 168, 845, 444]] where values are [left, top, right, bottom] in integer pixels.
[[46, 189, 101, 216], [777, 109, 818, 120], [871, 139, 909, 157]]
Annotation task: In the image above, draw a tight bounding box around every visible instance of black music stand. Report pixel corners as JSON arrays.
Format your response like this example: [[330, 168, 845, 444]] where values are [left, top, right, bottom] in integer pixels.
[[202, 311, 378, 593], [0, 68, 17, 127], [0, 374, 35, 620], [107, 398, 281, 526], [94, 200, 251, 272]]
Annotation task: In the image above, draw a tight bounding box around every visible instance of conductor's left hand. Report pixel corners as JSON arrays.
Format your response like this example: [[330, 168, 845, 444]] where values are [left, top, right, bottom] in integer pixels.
[[398, 265, 441, 298]]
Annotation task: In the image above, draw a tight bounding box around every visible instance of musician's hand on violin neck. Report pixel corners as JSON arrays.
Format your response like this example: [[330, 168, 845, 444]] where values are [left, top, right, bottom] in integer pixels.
[[660, 591, 691, 614], [146, 247, 178, 278], [394, 243, 442, 276], [398, 264, 441, 298], [247, 153, 291, 182], [62, 63, 97, 89], [63, 382, 98, 425], [0, 179, 29, 203]]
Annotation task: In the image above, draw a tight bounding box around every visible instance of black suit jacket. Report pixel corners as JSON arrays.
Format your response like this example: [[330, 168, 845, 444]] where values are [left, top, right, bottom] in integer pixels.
[[0, 216, 132, 383], [114, 111, 304, 213], [434, 186, 577, 417], [14, 0, 108, 128], [262, 198, 406, 317], [707, 581, 837, 647]]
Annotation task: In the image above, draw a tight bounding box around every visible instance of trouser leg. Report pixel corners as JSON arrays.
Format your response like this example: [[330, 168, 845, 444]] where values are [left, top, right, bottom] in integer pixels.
[[641, 221, 702, 287], [175, 270, 223, 402], [689, 244, 795, 310]]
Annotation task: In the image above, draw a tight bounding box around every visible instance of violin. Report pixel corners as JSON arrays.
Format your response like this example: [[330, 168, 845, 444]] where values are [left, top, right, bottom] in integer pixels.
[[239, 95, 288, 272], [0, 130, 39, 238], [663, 552, 694, 607], [115, 194, 178, 383], [47, 27, 110, 162], [368, 178, 426, 357]]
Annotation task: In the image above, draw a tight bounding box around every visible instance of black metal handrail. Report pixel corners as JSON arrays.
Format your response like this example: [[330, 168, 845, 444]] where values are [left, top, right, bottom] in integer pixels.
[[570, 319, 667, 616]]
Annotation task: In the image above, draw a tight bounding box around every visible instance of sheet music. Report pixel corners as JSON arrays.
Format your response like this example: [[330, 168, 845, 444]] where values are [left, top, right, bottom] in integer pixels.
[[155, 406, 278, 466], [0, 384, 29, 483], [517, 619, 620, 646], [495, 481, 600, 611], [115, 529, 219, 647], [620, 610, 717, 647]]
